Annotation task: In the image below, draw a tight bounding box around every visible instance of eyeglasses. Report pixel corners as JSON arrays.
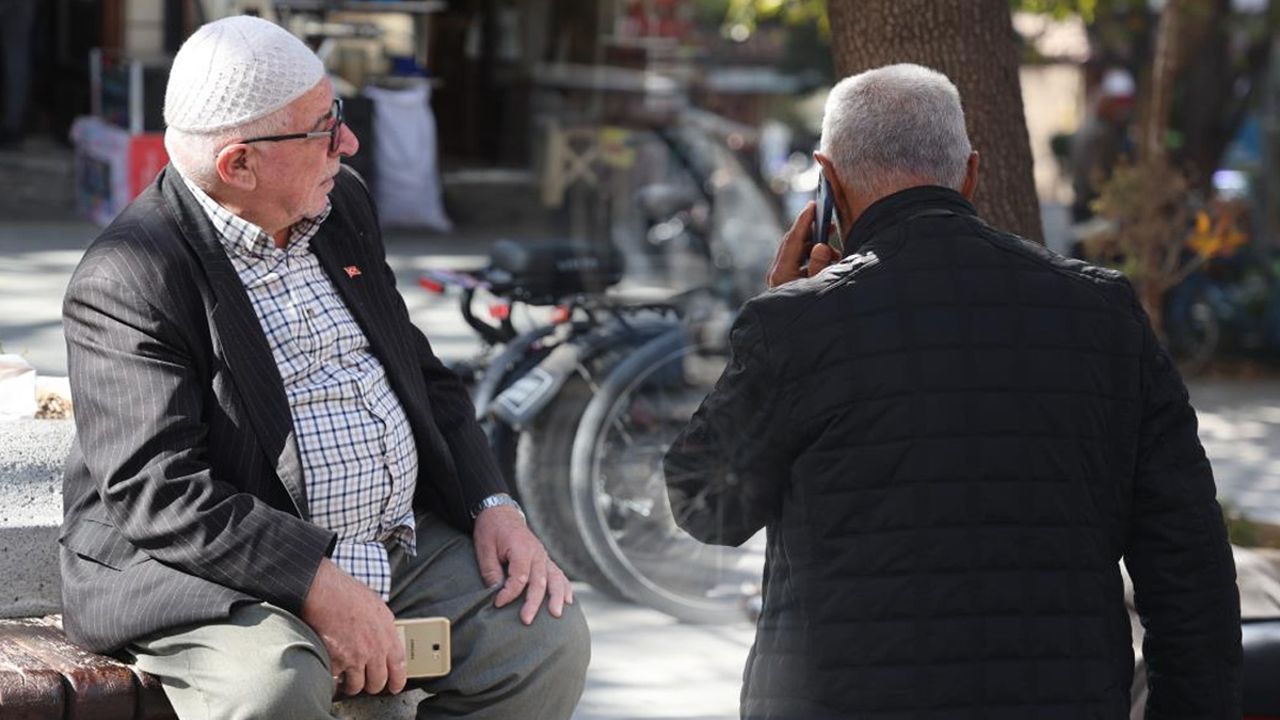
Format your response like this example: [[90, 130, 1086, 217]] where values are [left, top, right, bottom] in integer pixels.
[[239, 98, 344, 154]]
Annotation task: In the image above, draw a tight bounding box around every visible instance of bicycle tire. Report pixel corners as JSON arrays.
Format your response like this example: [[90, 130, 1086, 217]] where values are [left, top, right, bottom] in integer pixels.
[[514, 375, 624, 594], [569, 329, 762, 624], [1165, 288, 1220, 375], [509, 320, 674, 591]]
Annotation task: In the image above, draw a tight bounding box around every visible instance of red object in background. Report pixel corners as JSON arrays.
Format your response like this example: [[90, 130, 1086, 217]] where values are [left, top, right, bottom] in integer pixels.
[[126, 134, 168, 198], [622, 0, 691, 38], [72, 116, 169, 226], [488, 303, 511, 320], [551, 306, 572, 325]]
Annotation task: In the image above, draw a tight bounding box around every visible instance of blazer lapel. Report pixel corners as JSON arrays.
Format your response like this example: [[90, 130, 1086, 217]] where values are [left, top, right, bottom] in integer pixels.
[[158, 169, 311, 520], [309, 212, 428, 404], [308, 206, 449, 469]]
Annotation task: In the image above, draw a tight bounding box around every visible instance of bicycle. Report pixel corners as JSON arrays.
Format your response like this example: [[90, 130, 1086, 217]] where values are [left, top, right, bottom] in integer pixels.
[[420, 234, 761, 624]]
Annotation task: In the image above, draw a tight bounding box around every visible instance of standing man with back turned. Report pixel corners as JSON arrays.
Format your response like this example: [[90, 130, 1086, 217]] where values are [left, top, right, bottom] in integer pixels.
[[60, 15, 588, 719], [665, 63, 1240, 719]]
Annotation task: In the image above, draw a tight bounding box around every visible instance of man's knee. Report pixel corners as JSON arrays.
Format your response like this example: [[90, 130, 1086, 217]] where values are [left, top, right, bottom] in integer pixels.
[[526, 601, 591, 677], [179, 636, 333, 719], [134, 603, 336, 720]]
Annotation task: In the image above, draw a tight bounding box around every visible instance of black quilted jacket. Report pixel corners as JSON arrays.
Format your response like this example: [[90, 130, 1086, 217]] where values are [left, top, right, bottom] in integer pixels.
[[664, 186, 1241, 719]]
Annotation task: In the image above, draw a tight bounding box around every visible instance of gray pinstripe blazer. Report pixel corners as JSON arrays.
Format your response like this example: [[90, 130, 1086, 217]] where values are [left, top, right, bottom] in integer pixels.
[[59, 166, 507, 654]]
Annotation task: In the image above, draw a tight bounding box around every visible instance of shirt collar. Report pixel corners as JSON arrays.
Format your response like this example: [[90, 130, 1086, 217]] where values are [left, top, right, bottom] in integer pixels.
[[179, 172, 332, 258]]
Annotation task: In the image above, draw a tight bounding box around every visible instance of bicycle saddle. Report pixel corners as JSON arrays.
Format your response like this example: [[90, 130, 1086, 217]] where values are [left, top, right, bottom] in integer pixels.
[[488, 238, 626, 304]]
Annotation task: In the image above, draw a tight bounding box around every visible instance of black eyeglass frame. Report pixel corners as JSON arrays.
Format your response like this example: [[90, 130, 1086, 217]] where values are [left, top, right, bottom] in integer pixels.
[[239, 98, 344, 154]]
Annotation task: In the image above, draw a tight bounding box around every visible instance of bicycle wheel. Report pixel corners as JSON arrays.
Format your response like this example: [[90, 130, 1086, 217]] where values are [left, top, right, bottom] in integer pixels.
[[569, 330, 764, 624], [515, 377, 620, 593], [1166, 288, 1220, 375], [512, 336, 649, 594]]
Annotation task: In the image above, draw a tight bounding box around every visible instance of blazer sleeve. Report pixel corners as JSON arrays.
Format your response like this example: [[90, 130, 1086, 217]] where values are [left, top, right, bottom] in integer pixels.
[[64, 270, 335, 615], [1123, 292, 1241, 718], [663, 304, 792, 546]]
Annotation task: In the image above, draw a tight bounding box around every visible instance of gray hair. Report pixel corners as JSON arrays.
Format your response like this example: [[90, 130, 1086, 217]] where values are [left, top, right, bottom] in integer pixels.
[[163, 104, 295, 190], [819, 63, 972, 197]]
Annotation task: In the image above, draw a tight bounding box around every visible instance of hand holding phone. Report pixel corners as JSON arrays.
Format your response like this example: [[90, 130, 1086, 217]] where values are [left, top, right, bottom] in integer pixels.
[[767, 198, 843, 289]]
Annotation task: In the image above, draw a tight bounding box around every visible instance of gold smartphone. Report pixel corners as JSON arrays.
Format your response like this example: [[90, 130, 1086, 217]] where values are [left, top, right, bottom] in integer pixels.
[[395, 617, 451, 678]]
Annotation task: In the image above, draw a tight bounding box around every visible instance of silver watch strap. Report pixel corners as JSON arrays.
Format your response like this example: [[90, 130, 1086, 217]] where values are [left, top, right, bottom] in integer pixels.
[[471, 493, 524, 520]]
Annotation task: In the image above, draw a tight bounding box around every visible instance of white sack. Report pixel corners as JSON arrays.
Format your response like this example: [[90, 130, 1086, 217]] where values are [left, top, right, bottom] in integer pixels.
[[362, 82, 452, 231]]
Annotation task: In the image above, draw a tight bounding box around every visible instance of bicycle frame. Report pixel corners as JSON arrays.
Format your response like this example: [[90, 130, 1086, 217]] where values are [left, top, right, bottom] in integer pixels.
[[419, 267, 681, 428]]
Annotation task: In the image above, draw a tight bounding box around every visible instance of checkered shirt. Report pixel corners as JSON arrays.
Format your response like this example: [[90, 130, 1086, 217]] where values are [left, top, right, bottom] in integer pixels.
[[183, 176, 418, 600]]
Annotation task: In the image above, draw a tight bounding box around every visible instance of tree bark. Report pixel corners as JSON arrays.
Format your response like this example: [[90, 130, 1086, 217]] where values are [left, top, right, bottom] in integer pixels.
[[827, 0, 1043, 243], [1142, 0, 1180, 164]]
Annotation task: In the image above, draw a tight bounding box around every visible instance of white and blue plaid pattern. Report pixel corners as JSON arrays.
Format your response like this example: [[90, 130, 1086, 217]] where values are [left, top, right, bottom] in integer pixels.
[[183, 177, 418, 600]]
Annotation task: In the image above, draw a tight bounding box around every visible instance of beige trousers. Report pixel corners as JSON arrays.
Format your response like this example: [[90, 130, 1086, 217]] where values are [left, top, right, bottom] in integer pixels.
[[126, 514, 591, 720]]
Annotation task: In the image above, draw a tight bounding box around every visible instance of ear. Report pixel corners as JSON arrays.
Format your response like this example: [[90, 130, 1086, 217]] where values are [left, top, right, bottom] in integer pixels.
[[960, 151, 980, 200], [214, 143, 258, 191], [813, 151, 853, 226]]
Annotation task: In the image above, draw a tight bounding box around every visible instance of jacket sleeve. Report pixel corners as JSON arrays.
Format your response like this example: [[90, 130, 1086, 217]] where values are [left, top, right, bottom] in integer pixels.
[[663, 304, 791, 546], [1123, 296, 1241, 718], [64, 272, 335, 614]]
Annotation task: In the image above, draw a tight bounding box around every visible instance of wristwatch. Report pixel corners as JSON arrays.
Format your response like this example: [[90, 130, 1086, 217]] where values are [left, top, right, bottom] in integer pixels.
[[471, 493, 525, 521]]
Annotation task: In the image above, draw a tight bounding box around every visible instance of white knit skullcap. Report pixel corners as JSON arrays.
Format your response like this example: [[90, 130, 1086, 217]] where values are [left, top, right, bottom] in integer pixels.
[[164, 15, 325, 134]]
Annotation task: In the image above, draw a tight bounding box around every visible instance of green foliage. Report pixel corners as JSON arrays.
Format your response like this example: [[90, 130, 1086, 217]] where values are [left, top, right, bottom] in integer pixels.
[[1012, 0, 1098, 22], [711, 0, 829, 36], [1225, 502, 1262, 546], [693, 0, 833, 83], [1225, 501, 1262, 547], [1222, 500, 1280, 549]]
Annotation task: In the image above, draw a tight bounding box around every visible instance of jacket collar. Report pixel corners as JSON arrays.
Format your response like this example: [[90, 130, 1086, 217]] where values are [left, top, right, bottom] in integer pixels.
[[843, 185, 977, 254]]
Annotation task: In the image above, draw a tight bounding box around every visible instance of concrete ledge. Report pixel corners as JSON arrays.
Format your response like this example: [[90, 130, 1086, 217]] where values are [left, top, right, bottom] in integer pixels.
[[0, 418, 73, 618]]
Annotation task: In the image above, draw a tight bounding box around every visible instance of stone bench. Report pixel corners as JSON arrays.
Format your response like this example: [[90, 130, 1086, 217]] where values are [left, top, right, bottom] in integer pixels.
[[0, 419, 426, 719]]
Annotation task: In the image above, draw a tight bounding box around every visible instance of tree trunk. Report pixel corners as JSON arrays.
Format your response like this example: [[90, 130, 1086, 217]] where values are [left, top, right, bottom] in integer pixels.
[[1170, 0, 1274, 193], [826, 0, 1043, 243], [1142, 0, 1181, 164]]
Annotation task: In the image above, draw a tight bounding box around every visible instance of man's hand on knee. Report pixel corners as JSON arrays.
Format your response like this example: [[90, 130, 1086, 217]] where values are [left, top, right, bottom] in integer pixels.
[[301, 559, 408, 697], [473, 505, 575, 625]]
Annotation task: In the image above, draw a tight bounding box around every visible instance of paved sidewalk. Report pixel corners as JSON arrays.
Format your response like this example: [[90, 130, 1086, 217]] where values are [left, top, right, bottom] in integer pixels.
[[573, 587, 753, 720]]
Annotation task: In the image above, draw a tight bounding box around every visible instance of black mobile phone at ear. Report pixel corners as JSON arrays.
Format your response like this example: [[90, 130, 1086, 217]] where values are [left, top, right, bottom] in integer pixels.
[[813, 171, 836, 249]]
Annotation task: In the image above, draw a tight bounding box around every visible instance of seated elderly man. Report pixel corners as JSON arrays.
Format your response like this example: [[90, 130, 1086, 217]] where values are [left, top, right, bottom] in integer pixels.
[[59, 15, 588, 719]]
